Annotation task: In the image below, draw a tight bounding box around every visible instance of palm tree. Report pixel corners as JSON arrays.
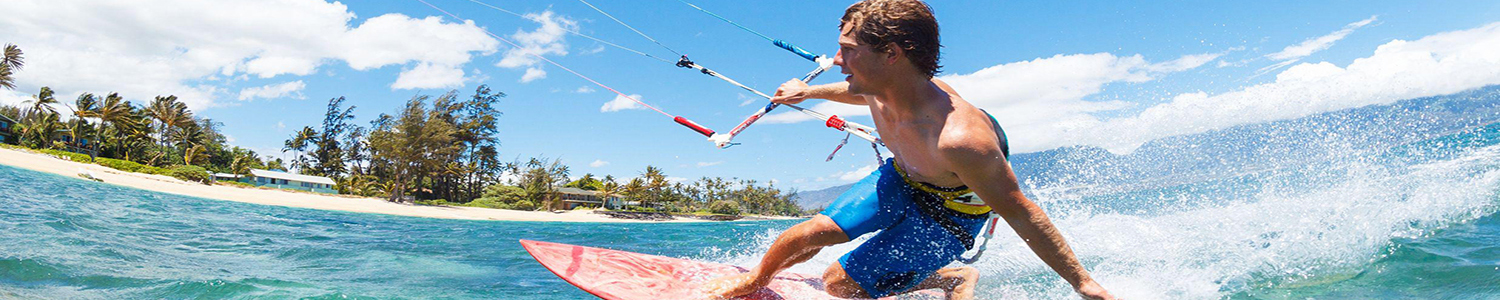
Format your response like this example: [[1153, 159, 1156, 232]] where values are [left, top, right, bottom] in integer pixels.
[[85, 93, 133, 161], [0, 44, 22, 91], [597, 176, 622, 209], [15, 112, 59, 148], [639, 165, 668, 209], [145, 95, 190, 147], [65, 93, 99, 150], [229, 152, 255, 175], [22, 86, 57, 119], [111, 105, 154, 162], [624, 178, 646, 210], [284, 126, 317, 172], [269, 158, 287, 171], [174, 122, 208, 166]]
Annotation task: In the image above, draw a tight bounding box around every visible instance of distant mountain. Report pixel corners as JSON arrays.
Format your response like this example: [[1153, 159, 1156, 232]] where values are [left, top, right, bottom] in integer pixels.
[[791, 183, 854, 211]]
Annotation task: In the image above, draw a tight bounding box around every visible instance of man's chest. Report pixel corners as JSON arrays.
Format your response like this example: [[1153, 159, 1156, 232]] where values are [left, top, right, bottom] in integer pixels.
[[880, 125, 964, 187]]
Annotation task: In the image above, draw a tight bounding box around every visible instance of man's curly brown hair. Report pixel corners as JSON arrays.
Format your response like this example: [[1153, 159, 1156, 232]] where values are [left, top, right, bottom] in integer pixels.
[[840, 0, 942, 78]]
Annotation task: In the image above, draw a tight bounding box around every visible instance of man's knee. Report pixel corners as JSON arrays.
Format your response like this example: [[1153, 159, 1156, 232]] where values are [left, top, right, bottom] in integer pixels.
[[786, 215, 851, 247]]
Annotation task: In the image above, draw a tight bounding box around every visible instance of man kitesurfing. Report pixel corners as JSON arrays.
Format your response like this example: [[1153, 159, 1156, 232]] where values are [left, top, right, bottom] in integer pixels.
[[702, 1, 1117, 299]]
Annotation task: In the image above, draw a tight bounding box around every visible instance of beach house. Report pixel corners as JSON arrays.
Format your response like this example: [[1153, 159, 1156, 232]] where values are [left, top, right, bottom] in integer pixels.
[[0, 114, 15, 144], [242, 169, 337, 194], [553, 187, 624, 210]]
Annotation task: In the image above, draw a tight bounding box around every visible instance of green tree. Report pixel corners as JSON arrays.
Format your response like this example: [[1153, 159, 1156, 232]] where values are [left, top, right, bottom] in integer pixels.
[[343, 125, 368, 175], [264, 157, 287, 172], [635, 165, 668, 210], [145, 95, 190, 148], [63, 93, 99, 150], [565, 173, 603, 190], [514, 157, 569, 210], [368, 94, 458, 203], [173, 121, 209, 166], [22, 86, 57, 119], [0, 44, 22, 91], [82, 93, 132, 162], [112, 105, 156, 162], [454, 85, 505, 202], [310, 96, 355, 177], [596, 175, 622, 209], [16, 112, 59, 148], [283, 126, 317, 172], [17, 87, 60, 148]]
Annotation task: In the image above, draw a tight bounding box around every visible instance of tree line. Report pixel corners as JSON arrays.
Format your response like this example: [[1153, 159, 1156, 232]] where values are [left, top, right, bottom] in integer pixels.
[[290, 86, 809, 216], [2, 44, 278, 182], [0, 43, 810, 217]]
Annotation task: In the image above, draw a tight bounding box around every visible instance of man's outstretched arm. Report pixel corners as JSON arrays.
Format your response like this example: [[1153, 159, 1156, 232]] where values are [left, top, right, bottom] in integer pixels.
[[770, 80, 866, 105], [772, 78, 962, 106], [944, 143, 1116, 300]]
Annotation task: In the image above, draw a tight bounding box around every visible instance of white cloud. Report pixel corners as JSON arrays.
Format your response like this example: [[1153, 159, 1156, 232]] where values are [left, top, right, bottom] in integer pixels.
[[1253, 16, 1379, 79], [834, 164, 880, 182], [276, 121, 286, 130], [519, 67, 547, 83], [341, 14, 498, 70], [237, 80, 306, 101], [494, 10, 574, 83], [750, 18, 1499, 156], [582, 45, 606, 55], [392, 62, 466, 90], [738, 93, 755, 106], [574, 86, 596, 93], [696, 161, 723, 167], [0, 90, 27, 106], [1266, 16, 1379, 61], [590, 159, 609, 167], [1076, 21, 1500, 153], [0, 0, 497, 110], [667, 177, 689, 183], [762, 51, 1222, 152], [600, 94, 645, 112]]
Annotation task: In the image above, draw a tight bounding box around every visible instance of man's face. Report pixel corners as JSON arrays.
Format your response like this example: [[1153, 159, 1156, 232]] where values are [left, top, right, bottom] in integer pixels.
[[835, 25, 880, 96]]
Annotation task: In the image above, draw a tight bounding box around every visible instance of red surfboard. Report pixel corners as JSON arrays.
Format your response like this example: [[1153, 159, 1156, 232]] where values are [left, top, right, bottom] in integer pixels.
[[519, 240, 941, 300]]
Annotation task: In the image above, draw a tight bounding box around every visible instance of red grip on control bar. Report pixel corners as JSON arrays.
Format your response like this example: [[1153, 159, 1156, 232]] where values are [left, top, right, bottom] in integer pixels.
[[825, 115, 846, 131], [674, 116, 715, 137]]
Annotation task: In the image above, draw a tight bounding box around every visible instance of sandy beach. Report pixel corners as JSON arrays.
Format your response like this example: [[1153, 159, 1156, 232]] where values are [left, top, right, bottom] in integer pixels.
[[0, 146, 766, 223]]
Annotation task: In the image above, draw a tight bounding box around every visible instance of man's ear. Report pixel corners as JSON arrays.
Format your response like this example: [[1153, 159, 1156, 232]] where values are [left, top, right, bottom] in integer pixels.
[[883, 42, 903, 65]]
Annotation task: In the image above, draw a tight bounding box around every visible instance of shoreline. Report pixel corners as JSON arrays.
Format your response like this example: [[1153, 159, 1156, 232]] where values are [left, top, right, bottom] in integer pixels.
[[0, 147, 804, 223]]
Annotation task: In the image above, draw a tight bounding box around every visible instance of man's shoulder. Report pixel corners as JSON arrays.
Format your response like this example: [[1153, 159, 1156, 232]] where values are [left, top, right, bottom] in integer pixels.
[[935, 111, 1003, 163]]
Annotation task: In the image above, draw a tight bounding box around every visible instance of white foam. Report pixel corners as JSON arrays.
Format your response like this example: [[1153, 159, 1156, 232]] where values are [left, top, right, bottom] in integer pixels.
[[709, 143, 1500, 299]]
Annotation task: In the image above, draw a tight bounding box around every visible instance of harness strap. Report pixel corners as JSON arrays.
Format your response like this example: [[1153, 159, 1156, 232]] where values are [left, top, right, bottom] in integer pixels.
[[891, 161, 990, 250]]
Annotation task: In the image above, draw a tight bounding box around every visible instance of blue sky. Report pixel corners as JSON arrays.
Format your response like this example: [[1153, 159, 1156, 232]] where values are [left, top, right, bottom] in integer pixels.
[[2, 0, 1498, 190]]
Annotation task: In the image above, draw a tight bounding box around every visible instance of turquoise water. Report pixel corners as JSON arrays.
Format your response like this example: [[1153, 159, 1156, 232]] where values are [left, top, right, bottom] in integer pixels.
[[0, 165, 792, 299], [3, 91, 1500, 299]]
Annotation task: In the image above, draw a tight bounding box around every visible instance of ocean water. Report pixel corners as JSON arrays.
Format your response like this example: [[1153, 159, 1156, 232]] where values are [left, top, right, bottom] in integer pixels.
[[3, 88, 1500, 299]]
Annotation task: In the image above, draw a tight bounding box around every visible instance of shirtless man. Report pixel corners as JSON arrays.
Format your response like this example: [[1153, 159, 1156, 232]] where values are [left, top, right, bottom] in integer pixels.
[[703, 1, 1115, 299]]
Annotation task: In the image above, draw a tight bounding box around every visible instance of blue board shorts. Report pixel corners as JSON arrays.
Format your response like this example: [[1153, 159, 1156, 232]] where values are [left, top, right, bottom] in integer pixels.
[[820, 159, 989, 297]]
